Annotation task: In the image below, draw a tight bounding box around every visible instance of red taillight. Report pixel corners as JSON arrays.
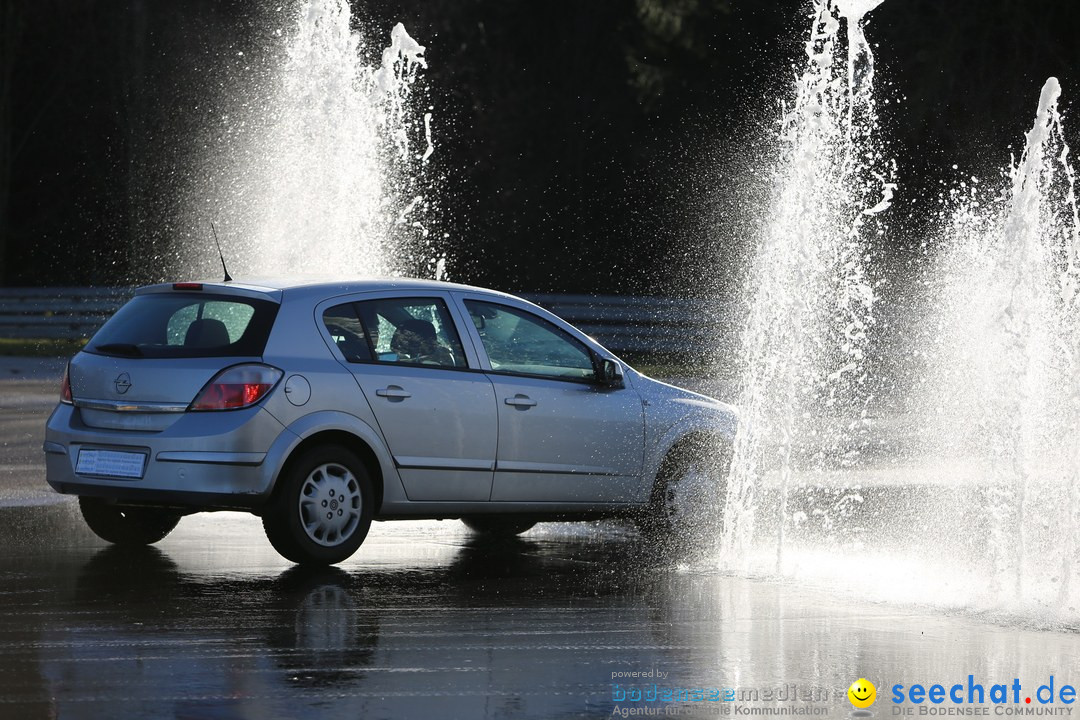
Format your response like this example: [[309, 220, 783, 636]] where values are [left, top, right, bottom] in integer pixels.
[[189, 364, 283, 411], [173, 282, 203, 291], [60, 364, 72, 404]]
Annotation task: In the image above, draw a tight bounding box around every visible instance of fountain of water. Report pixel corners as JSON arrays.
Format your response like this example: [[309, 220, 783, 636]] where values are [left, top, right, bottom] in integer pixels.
[[719, 0, 894, 573], [182, 0, 441, 280], [926, 77, 1080, 611], [715, 0, 1080, 624]]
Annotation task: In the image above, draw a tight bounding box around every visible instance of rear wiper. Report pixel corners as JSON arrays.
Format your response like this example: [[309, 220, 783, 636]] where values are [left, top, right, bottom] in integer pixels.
[[93, 343, 144, 357]]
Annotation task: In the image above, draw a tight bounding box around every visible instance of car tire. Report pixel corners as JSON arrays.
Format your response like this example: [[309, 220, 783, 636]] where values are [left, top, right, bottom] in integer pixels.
[[78, 497, 182, 546], [263, 445, 373, 566], [637, 440, 731, 549], [461, 517, 536, 537]]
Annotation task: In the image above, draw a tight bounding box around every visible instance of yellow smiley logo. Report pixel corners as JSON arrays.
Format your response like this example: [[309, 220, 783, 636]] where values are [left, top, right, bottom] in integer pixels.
[[848, 678, 877, 709]]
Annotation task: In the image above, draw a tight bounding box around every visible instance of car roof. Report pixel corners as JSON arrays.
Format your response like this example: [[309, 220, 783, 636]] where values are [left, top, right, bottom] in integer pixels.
[[136, 277, 522, 304]]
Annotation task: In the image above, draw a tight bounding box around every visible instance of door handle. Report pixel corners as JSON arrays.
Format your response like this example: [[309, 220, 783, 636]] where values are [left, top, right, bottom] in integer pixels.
[[376, 386, 412, 399], [504, 394, 537, 408]]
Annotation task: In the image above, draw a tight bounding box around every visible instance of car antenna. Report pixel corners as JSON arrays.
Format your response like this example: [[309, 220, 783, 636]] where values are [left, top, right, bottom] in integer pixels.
[[210, 222, 233, 282]]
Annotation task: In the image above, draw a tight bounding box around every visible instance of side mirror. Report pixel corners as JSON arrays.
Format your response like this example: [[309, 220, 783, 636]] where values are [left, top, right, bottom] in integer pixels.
[[597, 358, 624, 388]]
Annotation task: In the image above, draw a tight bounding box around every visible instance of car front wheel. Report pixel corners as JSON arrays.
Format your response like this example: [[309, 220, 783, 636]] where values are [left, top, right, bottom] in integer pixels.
[[79, 497, 182, 546], [263, 445, 374, 566], [638, 440, 730, 550]]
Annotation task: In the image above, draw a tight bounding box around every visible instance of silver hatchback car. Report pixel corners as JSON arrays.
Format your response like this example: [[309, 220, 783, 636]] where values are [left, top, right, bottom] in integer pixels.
[[45, 279, 737, 564]]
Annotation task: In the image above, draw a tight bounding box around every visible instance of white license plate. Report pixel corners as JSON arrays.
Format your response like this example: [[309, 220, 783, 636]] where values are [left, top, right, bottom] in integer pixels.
[[76, 449, 146, 479]]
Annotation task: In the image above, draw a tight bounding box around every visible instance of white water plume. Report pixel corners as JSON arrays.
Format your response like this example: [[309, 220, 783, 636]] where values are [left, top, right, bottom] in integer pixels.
[[183, 0, 441, 280], [925, 77, 1080, 614], [713, 76, 1080, 625], [719, 0, 894, 572]]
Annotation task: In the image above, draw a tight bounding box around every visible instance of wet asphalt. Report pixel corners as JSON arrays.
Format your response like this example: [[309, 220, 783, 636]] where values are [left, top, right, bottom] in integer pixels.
[[2, 376, 1079, 720]]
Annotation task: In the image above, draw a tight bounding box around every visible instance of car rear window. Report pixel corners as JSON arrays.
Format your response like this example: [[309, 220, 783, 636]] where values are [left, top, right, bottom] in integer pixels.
[[85, 293, 279, 358]]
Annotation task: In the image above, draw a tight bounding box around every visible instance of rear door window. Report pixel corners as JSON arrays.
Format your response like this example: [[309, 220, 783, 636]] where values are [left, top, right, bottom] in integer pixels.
[[86, 293, 278, 358], [321, 297, 467, 369], [322, 303, 373, 362]]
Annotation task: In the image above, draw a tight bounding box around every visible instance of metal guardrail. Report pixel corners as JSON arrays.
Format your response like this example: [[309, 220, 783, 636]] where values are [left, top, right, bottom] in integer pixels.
[[0, 287, 136, 340], [0, 287, 732, 355], [524, 293, 731, 355]]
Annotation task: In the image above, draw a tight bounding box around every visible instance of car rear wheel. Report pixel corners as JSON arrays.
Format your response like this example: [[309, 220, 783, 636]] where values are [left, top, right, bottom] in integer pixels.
[[78, 497, 182, 546], [461, 517, 536, 537], [263, 445, 373, 566]]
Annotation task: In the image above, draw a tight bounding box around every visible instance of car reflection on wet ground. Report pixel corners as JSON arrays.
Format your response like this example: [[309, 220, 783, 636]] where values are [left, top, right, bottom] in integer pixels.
[[0, 503, 1077, 720]]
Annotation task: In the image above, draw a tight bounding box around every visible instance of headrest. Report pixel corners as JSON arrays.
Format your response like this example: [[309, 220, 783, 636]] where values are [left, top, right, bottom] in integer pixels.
[[184, 318, 231, 347]]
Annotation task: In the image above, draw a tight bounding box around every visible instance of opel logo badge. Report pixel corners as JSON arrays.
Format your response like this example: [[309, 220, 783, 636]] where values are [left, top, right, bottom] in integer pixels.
[[114, 373, 132, 395]]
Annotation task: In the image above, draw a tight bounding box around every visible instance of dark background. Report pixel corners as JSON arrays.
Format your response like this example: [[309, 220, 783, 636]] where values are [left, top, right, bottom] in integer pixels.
[[2, 0, 1078, 295]]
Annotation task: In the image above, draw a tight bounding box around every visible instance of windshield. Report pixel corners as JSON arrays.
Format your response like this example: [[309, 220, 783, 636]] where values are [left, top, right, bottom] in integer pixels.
[[85, 293, 279, 358]]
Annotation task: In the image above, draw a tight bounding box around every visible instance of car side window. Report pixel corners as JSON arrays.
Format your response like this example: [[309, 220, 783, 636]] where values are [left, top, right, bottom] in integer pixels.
[[356, 298, 468, 368], [322, 304, 373, 362], [464, 300, 596, 381], [323, 298, 467, 369]]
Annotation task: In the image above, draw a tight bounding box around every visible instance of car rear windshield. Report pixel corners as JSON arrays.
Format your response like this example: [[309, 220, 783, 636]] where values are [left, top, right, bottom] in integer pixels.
[[84, 293, 279, 358]]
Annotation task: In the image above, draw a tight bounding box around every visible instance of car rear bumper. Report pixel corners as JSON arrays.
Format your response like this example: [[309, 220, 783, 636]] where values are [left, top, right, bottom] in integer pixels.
[[44, 403, 289, 511]]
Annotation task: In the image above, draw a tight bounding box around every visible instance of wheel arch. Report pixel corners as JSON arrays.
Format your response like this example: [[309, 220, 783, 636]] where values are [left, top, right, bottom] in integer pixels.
[[648, 424, 733, 492], [277, 430, 385, 514], [266, 411, 401, 515], [662, 430, 719, 466]]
